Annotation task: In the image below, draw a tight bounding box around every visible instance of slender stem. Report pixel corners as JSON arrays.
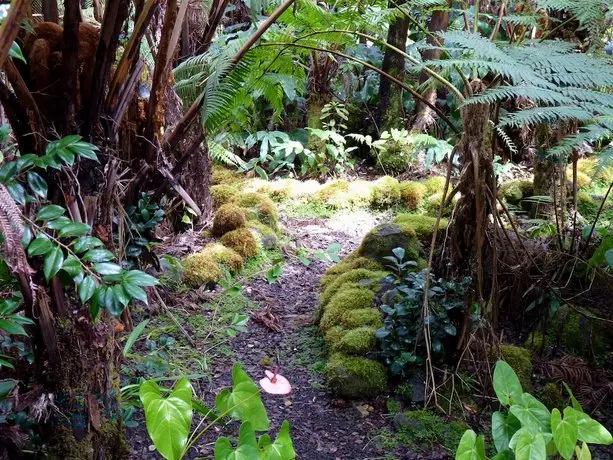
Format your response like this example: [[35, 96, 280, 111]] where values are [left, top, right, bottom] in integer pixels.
[[581, 181, 613, 251], [474, 0, 480, 33]]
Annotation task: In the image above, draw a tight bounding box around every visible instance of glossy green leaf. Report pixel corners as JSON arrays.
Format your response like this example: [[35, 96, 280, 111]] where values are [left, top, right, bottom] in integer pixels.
[[0, 319, 27, 336], [82, 249, 115, 263], [492, 411, 521, 453], [27, 236, 53, 256], [551, 408, 578, 460], [455, 430, 486, 460], [61, 255, 83, 278], [122, 281, 148, 304], [259, 420, 295, 460], [73, 236, 104, 253], [125, 270, 158, 287], [575, 442, 592, 460], [58, 222, 90, 238], [0, 379, 17, 398], [94, 263, 122, 276], [493, 360, 523, 406], [510, 393, 551, 433], [27, 171, 47, 198], [6, 181, 26, 205], [565, 408, 613, 445], [78, 276, 97, 303], [214, 422, 260, 460], [55, 146, 75, 165], [91, 287, 104, 319], [0, 161, 18, 182], [21, 225, 32, 247], [69, 141, 99, 161], [45, 216, 72, 230], [9, 41, 26, 63], [123, 319, 149, 356], [514, 430, 546, 460], [36, 204, 65, 221], [112, 284, 130, 307], [215, 363, 269, 431], [43, 247, 64, 281], [103, 286, 124, 316], [140, 378, 193, 460]]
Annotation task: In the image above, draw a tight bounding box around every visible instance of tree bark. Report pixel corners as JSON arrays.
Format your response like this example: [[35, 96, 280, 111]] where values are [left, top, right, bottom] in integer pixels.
[[412, 5, 450, 132], [60, 0, 81, 135], [42, 0, 60, 23], [376, 0, 409, 130]]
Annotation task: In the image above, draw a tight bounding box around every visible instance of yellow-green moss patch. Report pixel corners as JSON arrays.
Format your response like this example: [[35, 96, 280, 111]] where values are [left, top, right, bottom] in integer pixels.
[[320, 268, 387, 308], [499, 344, 533, 392], [212, 203, 246, 237], [332, 327, 377, 355], [341, 308, 383, 329], [423, 176, 446, 195], [357, 222, 421, 264], [235, 192, 279, 230], [320, 287, 376, 331], [394, 214, 448, 240], [220, 227, 259, 259], [200, 243, 244, 272], [184, 254, 223, 287], [499, 180, 534, 205], [321, 255, 383, 289], [399, 182, 427, 211], [247, 221, 278, 250], [212, 166, 244, 185], [326, 353, 387, 398], [370, 176, 401, 209]]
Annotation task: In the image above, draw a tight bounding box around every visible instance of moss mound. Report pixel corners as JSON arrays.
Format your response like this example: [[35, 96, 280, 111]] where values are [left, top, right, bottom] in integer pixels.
[[324, 326, 347, 346], [198, 243, 244, 272], [326, 353, 387, 398], [320, 268, 387, 308], [357, 222, 421, 264], [391, 410, 469, 451], [370, 176, 402, 209], [235, 192, 279, 230], [320, 255, 383, 289], [220, 227, 258, 258], [212, 166, 243, 185], [423, 192, 457, 217], [183, 253, 223, 287], [399, 182, 427, 211], [577, 191, 598, 218], [341, 308, 383, 329], [499, 345, 533, 391], [212, 203, 246, 237], [320, 287, 376, 331], [210, 184, 239, 208], [376, 147, 412, 175], [247, 221, 278, 250], [394, 214, 448, 241], [538, 383, 564, 410], [423, 176, 446, 195], [332, 327, 377, 355], [311, 181, 350, 208], [499, 180, 534, 205]]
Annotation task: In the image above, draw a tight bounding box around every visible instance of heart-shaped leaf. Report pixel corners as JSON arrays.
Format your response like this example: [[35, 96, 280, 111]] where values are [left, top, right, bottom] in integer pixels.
[[492, 411, 520, 453], [493, 360, 523, 406], [259, 420, 295, 460], [552, 408, 578, 460], [514, 430, 546, 460], [455, 429, 486, 460], [510, 393, 551, 433]]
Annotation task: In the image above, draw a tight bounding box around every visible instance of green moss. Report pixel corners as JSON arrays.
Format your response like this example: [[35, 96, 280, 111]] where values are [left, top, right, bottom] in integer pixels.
[[376, 146, 413, 175], [394, 214, 449, 240], [247, 221, 278, 250], [341, 308, 383, 329], [319, 268, 387, 308], [524, 330, 546, 353], [320, 287, 376, 331], [333, 327, 377, 354], [235, 192, 279, 230], [499, 345, 533, 392], [311, 180, 350, 208], [538, 383, 564, 410], [325, 325, 347, 346], [183, 252, 223, 287], [200, 242, 244, 272], [326, 353, 388, 398], [370, 176, 402, 209], [320, 255, 383, 289], [220, 227, 259, 259], [212, 203, 247, 237], [392, 410, 469, 452], [422, 192, 457, 217], [210, 184, 239, 208], [578, 191, 598, 218], [212, 166, 243, 185], [357, 222, 421, 264], [399, 182, 428, 211], [499, 180, 534, 205], [422, 176, 446, 195]]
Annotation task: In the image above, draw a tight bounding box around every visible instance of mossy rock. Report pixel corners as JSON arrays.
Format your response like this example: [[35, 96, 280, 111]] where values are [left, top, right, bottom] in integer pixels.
[[370, 176, 402, 209], [212, 203, 247, 237], [326, 353, 388, 398], [320, 255, 383, 290], [577, 191, 598, 218], [499, 345, 533, 392], [423, 192, 457, 217], [220, 227, 259, 259], [399, 182, 428, 211], [394, 214, 448, 241], [210, 184, 239, 208], [320, 287, 376, 331], [319, 268, 387, 308], [499, 180, 534, 205], [236, 192, 279, 230], [538, 383, 564, 410], [391, 410, 469, 451], [357, 222, 421, 264], [248, 221, 278, 250], [375, 145, 413, 175], [183, 253, 223, 287], [340, 308, 383, 329], [200, 242, 244, 272], [325, 326, 347, 346], [347, 180, 376, 209], [311, 181, 350, 208], [524, 330, 546, 353], [422, 176, 446, 196], [212, 166, 243, 185], [332, 327, 377, 355]]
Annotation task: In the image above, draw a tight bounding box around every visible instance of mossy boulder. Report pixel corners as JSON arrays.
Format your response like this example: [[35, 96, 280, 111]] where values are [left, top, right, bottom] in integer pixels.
[[199, 243, 244, 272], [340, 308, 383, 329], [394, 214, 448, 241], [538, 383, 564, 410], [423, 192, 456, 217], [423, 176, 446, 196], [212, 203, 246, 237], [183, 254, 223, 287], [220, 227, 258, 258], [248, 221, 278, 250], [399, 182, 427, 211], [320, 255, 383, 289], [499, 180, 534, 205], [566, 164, 593, 188], [375, 146, 413, 175], [212, 166, 243, 185], [370, 176, 402, 209], [332, 327, 377, 355], [319, 268, 387, 308], [236, 192, 279, 230], [324, 326, 347, 346], [326, 353, 388, 398], [311, 180, 350, 208], [210, 184, 239, 208], [357, 222, 421, 264], [499, 345, 533, 391], [320, 287, 376, 331]]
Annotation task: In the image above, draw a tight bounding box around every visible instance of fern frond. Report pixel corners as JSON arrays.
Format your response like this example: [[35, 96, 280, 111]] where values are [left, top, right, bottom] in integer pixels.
[[500, 106, 595, 128], [464, 85, 573, 106]]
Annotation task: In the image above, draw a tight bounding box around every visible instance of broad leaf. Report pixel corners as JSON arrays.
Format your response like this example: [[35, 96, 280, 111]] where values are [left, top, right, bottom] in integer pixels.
[[61, 255, 83, 278], [455, 430, 486, 460], [565, 408, 613, 445], [125, 270, 158, 287], [139, 378, 193, 460], [36, 204, 65, 221], [214, 422, 260, 460], [43, 247, 64, 281], [112, 284, 130, 307], [552, 408, 578, 460], [122, 281, 148, 304], [94, 263, 122, 275], [493, 360, 523, 406], [216, 363, 269, 431], [510, 393, 551, 433], [78, 276, 97, 303], [259, 420, 295, 460], [514, 430, 546, 460], [492, 411, 520, 453], [28, 236, 53, 256], [27, 172, 47, 198], [73, 236, 104, 253], [58, 222, 90, 238], [0, 319, 27, 336], [575, 442, 592, 460], [83, 249, 115, 263]]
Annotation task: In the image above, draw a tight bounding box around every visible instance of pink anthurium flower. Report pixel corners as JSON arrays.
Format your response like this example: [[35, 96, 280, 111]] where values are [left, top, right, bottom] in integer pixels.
[[259, 368, 292, 395]]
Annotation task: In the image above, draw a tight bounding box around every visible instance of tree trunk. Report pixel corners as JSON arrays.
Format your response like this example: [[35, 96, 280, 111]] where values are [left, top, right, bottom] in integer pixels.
[[412, 5, 450, 132], [376, 0, 409, 130]]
